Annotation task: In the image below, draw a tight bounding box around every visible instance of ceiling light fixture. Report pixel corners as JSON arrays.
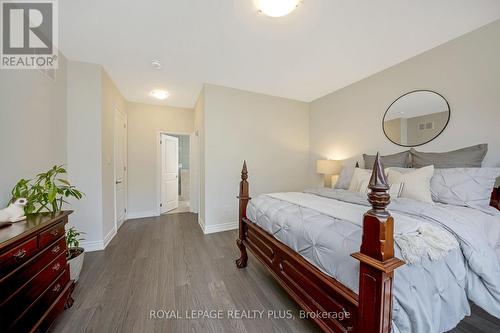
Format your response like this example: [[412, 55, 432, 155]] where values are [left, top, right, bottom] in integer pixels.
[[151, 60, 162, 70], [150, 89, 169, 100], [256, 0, 301, 18]]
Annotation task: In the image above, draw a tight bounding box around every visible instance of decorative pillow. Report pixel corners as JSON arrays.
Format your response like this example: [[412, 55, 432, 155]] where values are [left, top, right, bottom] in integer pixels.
[[348, 168, 371, 192], [335, 166, 356, 190], [385, 167, 416, 175], [358, 179, 404, 198], [410, 144, 487, 168], [431, 168, 500, 209], [387, 166, 434, 203], [363, 151, 410, 169]]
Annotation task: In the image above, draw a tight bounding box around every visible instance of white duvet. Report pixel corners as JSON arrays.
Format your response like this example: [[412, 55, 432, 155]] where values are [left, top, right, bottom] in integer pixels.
[[246, 188, 500, 333], [268, 192, 459, 264]]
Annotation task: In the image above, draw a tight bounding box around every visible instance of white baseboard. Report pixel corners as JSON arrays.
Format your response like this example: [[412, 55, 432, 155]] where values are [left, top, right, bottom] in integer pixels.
[[80, 239, 104, 252], [127, 210, 158, 220], [103, 226, 117, 248], [198, 216, 205, 233], [81, 226, 117, 252], [203, 221, 238, 235]]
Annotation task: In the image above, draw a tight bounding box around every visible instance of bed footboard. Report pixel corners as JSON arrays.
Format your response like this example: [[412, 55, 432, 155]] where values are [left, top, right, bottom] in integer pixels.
[[350, 154, 405, 333], [235, 161, 249, 269], [236, 155, 404, 333]]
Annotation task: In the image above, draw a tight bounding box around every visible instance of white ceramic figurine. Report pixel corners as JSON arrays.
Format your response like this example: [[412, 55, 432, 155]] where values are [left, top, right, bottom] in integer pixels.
[[0, 198, 28, 223]]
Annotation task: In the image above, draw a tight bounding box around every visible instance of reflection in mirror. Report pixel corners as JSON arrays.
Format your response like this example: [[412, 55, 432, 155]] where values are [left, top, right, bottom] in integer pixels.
[[383, 90, 450, 147]]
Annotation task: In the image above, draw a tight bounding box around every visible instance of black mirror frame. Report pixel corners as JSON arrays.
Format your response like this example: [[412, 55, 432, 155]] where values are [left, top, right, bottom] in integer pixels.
[[382, 89, 451, 148]]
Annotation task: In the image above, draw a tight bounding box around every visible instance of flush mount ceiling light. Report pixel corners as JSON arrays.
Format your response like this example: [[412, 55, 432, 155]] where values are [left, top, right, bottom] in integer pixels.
[[151, 60, 162, 70], [256, 0, 302, 17], [150, 89, 169, 100]]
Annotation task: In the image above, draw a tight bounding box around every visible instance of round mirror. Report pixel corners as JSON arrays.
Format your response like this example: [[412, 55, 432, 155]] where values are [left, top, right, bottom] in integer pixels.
[[383, 90, 450, 147]]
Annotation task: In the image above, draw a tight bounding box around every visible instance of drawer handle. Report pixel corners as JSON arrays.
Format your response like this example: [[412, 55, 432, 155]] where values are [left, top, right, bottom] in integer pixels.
[[13, 249, 26, 259], [52, 262, 61, 271], [52, 283, 61, 293], [50, 229, 59, 237], [51, 245, 61, 254]]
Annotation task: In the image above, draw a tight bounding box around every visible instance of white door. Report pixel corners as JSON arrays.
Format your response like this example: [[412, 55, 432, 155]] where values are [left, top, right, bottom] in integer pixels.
[[161, 134, 179, 213], [115, 109, 127, 229]]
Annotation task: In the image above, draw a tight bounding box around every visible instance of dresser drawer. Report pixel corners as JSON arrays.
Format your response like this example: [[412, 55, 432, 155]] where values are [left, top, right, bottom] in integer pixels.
[[0, 211, 73, 333], [39, 221, 65, 249], [0, 237, 67, 303], [0, 252, 68, 327], [36, 284, 70, 333], [0, 236, 38, 277], [8, 269, 70, 333]]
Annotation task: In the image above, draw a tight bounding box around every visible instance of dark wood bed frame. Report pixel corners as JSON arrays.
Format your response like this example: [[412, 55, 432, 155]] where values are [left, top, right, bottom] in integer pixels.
[[235, 155, 500, 333]]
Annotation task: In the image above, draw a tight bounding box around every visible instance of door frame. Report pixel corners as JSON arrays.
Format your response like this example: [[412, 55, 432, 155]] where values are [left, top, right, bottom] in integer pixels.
[[156, 130, 192, 216], [114, 107, 128, 231]]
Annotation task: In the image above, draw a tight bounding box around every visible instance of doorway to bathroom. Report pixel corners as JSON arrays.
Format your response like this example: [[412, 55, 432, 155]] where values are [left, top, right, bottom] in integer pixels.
[[159, 133, 191, 214]]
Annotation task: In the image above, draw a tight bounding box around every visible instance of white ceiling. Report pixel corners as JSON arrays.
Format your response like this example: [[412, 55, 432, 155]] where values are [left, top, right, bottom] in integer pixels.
[[60, 0, 500, 108]]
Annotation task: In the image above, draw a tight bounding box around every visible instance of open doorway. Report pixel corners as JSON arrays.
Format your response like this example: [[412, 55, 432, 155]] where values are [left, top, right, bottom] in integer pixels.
[[159, 133, 190, 214]]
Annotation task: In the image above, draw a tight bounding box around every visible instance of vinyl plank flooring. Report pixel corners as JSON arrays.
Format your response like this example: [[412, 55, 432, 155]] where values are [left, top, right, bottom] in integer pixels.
[[50, 213, 499, 333]]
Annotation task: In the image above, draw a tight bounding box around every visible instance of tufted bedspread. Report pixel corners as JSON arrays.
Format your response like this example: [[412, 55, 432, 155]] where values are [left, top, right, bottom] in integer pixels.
[[246, 188, 500, 333]]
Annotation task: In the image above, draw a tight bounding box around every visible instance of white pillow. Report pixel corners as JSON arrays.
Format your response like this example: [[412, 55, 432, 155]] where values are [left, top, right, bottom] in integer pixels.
[[385, 167, 416, 175], [358, 179, 404, 198], [431, 167, 500, 209], [335, 166, 356, 190], [348, 168, 371, 192], [386, 165, 434, 203]]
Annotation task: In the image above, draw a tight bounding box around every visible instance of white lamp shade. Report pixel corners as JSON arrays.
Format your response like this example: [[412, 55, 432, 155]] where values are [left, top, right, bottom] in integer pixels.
[[316, 160, 341, 175]]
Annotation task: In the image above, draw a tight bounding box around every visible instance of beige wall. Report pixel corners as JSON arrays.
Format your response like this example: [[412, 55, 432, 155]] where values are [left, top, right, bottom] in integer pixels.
[[67, 62, 126, 249], [384, 118, 402, 144], [101, 69, 126, 239], [127, 102, 194, 216], [406, 111, 449, 145], [0, 53, 67, 206], [67, 61, 104, 244], [202, 84, 310, 230], [310, 20, 500, 186]]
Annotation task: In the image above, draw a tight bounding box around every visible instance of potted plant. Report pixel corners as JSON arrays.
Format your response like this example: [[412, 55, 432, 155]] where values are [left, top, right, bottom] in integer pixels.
[[11, 165, 84, 214], [10, 165, 85, 280], [66, 227, 85, 282]]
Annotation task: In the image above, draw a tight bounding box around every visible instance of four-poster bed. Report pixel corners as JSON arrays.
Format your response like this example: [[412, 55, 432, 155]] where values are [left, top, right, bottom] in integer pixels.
[[236, 155, 404, 333], [235, 156, 500, 333]]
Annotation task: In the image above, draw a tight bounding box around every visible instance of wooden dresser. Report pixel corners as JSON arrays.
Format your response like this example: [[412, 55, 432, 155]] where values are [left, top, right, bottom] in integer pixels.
[[0, 211, 74, 332]]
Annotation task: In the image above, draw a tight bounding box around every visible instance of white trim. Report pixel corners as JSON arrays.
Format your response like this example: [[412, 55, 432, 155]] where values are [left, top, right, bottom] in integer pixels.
[[198, 216, 205, 233], [103, 226, 117, 248], [189, 133, 199, 214], [203, 221, 238, 235], [80, 226, 117, 252], [127, 210, 159, 220], [80, 240, 104, 252]]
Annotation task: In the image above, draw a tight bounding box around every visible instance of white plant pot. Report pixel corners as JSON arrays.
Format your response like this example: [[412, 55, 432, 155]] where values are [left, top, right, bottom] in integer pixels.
[[68, 248, 85, 282]]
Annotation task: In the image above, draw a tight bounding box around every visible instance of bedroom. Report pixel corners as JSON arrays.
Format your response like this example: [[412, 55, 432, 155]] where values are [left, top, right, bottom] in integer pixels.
[[0, 1, 499, 332]]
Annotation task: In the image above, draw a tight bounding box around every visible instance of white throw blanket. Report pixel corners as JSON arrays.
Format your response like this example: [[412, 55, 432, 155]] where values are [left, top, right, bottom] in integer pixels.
[[267, 192, 458, 264]]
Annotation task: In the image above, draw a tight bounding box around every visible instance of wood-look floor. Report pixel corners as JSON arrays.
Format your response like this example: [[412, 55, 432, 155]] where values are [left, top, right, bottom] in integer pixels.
[[50, 213, 500, 333]]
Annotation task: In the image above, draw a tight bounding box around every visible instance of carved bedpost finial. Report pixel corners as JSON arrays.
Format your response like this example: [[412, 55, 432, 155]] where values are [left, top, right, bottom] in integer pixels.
[[241, 160, 248, 181], [367, 153, 390, 218]]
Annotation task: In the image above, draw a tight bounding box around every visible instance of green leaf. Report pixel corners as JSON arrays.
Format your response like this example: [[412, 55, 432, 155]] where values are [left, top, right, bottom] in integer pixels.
[[9, 164, 82, 214], [58, 178, 71, 186]]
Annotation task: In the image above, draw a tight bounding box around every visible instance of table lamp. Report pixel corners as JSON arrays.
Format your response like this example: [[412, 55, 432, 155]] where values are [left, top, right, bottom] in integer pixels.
[[316, 160, 341, 188]]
